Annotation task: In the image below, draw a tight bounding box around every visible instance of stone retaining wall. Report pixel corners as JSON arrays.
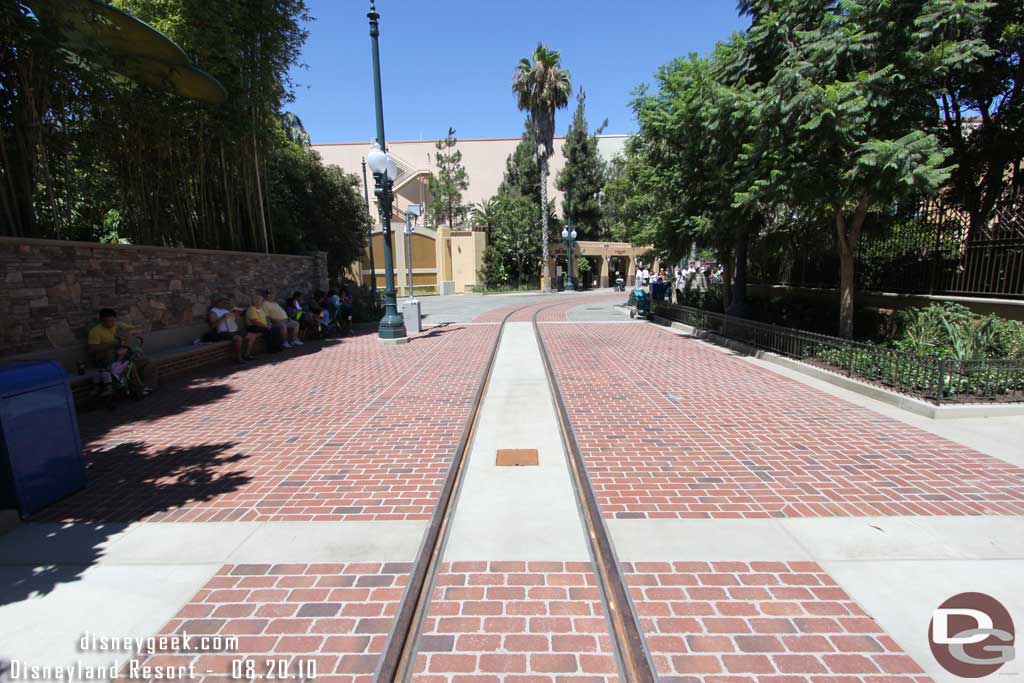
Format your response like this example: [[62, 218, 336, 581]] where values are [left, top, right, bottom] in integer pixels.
[[0, 237, 328, 358]]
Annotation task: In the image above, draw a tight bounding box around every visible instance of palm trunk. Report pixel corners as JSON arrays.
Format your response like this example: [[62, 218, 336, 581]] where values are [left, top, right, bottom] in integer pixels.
[[539, 157, 551, 290]]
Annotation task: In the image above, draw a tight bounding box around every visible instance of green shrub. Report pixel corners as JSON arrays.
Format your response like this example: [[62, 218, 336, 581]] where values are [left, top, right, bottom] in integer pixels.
[[894, 302, 1023, 361]]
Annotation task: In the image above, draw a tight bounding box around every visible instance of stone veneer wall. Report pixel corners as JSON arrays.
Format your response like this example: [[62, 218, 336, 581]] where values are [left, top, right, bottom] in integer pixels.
[[0, 237, 328, 358]]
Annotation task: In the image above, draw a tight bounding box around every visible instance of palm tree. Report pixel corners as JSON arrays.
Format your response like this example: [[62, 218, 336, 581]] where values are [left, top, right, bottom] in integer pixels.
[[513, 43, 571, 290], [470, 198, 499, 235]]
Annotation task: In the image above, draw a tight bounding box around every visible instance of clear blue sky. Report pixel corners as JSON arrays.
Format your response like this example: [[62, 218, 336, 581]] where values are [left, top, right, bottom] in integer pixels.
[[289, 1, 750, 144]]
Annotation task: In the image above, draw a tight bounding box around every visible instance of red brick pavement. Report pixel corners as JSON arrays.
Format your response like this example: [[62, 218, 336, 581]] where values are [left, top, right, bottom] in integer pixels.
[[471, 293, 625, 323], [625, 561, 932, 682], [537, 322, 1024, 518], [135, 562, 409, 683], [39, 326, 498, 522], [411, 562, 622, 683]]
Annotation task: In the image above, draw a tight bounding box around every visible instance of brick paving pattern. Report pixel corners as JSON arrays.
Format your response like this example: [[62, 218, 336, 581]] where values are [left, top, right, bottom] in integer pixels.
[[625, 561, 932, 682], [470, 293, 625, 323], [38, 326, 498, 523], [136, 562, 409, 683], [411, 561, 622, 683], [538, 322, 1024, 518]]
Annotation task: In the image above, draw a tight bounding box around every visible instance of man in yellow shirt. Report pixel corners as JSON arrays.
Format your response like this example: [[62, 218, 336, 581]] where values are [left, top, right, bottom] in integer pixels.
[[260, 288, 302, 349], [245, 294, 278, 352], [87, 308, 154, 393]]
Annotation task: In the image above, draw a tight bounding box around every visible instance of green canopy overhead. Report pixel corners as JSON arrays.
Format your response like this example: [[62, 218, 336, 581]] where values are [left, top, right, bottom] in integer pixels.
[[26, 0, 227, 104]]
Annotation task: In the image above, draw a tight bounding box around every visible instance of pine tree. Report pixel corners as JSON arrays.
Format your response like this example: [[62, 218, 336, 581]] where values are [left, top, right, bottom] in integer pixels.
[[498, 120, 541, 203], [556, 88, 607, 239], [428, 127, 469, 228]]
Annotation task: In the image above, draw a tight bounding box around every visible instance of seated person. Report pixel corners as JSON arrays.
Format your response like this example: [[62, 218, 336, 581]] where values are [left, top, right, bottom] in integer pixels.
[[338, 288, 354, 315], [245, 294, 277, 351], [87, 308, 154, 395], [261, 288, 302, 348], [208, 296, 257, 363], [286, 291, 318, 341], [337, 288, 354, 334], [323, 290, 340, 316]]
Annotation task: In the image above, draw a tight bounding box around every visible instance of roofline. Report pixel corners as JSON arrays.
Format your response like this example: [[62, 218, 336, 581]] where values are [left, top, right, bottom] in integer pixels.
[[312, 133, 632, 147]]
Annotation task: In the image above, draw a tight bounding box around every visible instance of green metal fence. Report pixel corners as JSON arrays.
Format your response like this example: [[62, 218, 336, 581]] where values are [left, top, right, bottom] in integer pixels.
[[654, 303, 1024, 404]]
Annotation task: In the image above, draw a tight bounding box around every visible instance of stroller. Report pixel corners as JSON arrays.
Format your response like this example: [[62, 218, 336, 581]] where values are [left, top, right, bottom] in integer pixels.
[[629, 286, 651, 319], [317, 307, 352, 338], [91, 338, 148, 408], [614, 272, 626, 292]]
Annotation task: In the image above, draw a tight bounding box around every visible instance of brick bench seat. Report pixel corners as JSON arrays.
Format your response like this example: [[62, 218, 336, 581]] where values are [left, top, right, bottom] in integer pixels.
[[69, 339, 242, 405]]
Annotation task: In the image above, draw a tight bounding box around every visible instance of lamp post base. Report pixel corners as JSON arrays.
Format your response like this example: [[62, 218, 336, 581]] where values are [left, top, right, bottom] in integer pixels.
[[378, 311, 407, 341], [378, 335, 409, 345]]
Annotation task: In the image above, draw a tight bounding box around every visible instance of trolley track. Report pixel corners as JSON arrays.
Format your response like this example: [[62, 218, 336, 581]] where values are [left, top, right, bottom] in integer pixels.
[[373, 297, 655, 683]]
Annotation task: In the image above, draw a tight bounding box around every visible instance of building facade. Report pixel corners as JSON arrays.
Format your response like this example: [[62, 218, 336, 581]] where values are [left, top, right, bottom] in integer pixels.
[[314, 135, 637, 294]]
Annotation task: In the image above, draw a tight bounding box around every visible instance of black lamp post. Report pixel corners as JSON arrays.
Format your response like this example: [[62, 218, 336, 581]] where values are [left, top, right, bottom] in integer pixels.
[[361, 157, 377, 295], [561, 184, 578, 292], [366, 1, 406, 341]]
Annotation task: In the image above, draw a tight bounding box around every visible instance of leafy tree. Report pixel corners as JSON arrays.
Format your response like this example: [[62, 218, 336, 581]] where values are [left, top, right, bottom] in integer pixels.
[[428, 127, 469, 228], [556, 88, 607, 239], [915, 0, 1024, 236], [0, 0, 364, 271], [736, 0, 956, 337], [267, 134, 368, 277], [615, 45, 762, 314], [281, 112, 311, 146], [487, 195, 542, 287], [513, 44, 571, 290]]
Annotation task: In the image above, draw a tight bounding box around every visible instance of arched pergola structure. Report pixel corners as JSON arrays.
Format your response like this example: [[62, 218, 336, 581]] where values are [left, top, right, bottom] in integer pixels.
[[550, 241, 655, 288]]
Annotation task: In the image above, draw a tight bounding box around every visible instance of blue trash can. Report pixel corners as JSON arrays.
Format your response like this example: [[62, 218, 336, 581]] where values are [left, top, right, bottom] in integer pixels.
[[0, 361, 86, 517]]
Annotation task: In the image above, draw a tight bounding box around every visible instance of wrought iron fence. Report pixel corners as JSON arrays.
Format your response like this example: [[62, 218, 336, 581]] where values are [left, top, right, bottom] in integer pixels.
[[654, 302, 1024, 404], [751, 200, 1024, 298]]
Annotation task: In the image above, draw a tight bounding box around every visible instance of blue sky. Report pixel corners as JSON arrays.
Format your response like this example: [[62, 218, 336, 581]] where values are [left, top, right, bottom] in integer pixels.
[[289, 1, 750, 144]]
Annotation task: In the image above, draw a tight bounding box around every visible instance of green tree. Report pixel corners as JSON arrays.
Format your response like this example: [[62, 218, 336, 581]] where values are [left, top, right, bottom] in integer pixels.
[[428, 127, 469, 228], [915, 0, 1023, 236], [556, 88, 607, 239], [498, 120, 541, 202], [267, 134, 368, 277], [488, 195, 542, 287], [470, 197, 499, 234], [0, 0, 368, 266], [737, 0, 956, 337], [513, 43, 571, 290]]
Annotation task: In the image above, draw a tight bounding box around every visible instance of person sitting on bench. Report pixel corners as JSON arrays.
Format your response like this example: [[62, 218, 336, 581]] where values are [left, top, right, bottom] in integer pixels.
[[208, 296, 257, 363], [87, 308, 154, 396]]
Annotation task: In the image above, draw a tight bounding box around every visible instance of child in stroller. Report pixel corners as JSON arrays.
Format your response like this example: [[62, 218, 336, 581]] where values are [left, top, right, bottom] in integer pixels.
[[95, 338, 149, 404]]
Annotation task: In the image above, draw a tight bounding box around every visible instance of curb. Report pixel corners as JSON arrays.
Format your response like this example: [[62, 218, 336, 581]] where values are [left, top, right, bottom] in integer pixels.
[[652, 316, 1024, 420]]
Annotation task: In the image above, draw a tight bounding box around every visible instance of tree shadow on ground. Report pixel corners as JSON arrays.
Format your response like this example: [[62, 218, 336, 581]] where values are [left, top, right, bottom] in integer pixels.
[[0, 441, 251, 605], [414, 324, 465, 341], [76, 338, 345, 443]]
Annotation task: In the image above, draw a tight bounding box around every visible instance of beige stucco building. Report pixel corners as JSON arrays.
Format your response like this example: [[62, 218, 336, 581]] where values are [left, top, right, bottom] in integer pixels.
[[314, 135, 643, 294]]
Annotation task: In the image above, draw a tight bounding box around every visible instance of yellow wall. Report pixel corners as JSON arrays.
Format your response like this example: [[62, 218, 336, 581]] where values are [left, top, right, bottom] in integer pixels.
[[451, 231, 486, 293]]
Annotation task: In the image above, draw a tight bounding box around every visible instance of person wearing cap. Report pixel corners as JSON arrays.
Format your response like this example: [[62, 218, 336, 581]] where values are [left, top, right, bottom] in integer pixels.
[[261, 288, 302, 348], [208, 296, 257, 363]]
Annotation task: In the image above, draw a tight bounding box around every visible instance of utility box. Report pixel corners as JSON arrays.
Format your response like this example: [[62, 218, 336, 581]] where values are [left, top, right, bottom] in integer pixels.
[[0, 361, 86, 517], [401, 300, 422, 335]]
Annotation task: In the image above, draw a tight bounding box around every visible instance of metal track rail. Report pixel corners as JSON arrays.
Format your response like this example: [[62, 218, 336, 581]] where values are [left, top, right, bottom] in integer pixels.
[[531, 305, 659, 683], [373, 304, 526, 683], [375, 299, 656, 683]]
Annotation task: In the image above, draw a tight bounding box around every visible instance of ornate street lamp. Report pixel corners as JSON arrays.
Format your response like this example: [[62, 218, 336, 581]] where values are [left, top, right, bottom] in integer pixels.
[[561, 184, 578, 291], [366, 2, 406, 342]]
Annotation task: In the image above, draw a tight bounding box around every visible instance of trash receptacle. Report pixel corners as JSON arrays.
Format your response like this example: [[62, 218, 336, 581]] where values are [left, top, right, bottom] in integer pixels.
[[0, 361, 86, 517]]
